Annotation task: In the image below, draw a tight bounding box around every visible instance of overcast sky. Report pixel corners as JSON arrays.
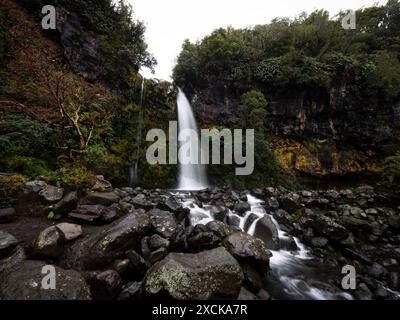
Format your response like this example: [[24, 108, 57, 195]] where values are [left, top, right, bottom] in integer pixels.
[[130, 0, 386, 80]]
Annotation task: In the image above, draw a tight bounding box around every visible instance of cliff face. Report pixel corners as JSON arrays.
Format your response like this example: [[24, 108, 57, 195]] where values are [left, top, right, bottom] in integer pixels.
[[187, 81, 400, 183]]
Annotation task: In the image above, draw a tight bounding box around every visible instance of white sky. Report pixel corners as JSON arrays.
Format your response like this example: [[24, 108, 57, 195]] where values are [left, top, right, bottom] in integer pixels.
[[130, 0, 386, 80]]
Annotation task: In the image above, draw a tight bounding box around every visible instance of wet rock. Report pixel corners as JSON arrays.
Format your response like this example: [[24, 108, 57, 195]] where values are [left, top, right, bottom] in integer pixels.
[[241, 263, 262, 292], [313, 215, 349, 241], [148, 209, 178, 239], [148, 247, 168, 264], [148, 234, 170, 250], [127, 250, 150, 277], [31, 226, 65, 259], [88, 270, 122, 300], [278, 194, 302, 214], [118, 282, 142, 300], [222, 232, 272, 270], [131, 194, 155, 210], [68, 204, 105, 224], [234, 202, 250, 215], [0, 231, 18, 259], [158, 196, 181, 212], [388, 216, 400, 230], [16, 180, 48, 216], [341, 217, 374, 235], [368, 263, 387, 279], [60, 212, 151, 270], [39, 185, 64, 204], [227, 214, 241, 228], [238, 287, 258, 300], [253, 216, 280, 250], [56, 223, 83, 241], [187, 224, 221, 250], [100, 203, 124, 224], [0, 260, 91, 300], [257, 289, 271, 300], [50, 191, 78, 218], [84, 192, 120, 206], [354, 283, 374, 300], [210, 205, 228, 222], [273, 209, 293, 225], [144, 247, 244, 299], [206, 220, 235, 238], [311, 237, 329, 248], [0, 208, 16, 223], [243, 213, 259, 232]]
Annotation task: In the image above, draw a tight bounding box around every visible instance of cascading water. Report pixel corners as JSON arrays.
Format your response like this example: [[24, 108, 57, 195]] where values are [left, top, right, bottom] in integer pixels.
[[177, 88, 208, 190], [129, 77, 145, 187], [175, 192, 354, 300]]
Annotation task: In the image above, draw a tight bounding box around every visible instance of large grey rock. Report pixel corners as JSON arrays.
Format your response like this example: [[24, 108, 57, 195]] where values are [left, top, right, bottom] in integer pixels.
[[84, 192, 120, 206], [131, 194, 155, 210], [0, 231, 18, 259], [0, 208, 16, 223], [39, 185, 64, 203], [56, 223, 83, 241], [222, 232, 272, 270], [253, 215, 280, 250], [234, 202, 250, 215], [31, 226, 65, 259], [118, 282, 142, 300], [0, 259, 91, 300], [144, 247, 243, 299], [278, 194, 302, 214], [60, 212, 151, 270]]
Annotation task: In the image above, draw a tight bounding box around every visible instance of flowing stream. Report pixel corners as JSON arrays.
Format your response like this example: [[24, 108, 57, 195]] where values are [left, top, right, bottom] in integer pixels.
[[174, 89, 353, 300]]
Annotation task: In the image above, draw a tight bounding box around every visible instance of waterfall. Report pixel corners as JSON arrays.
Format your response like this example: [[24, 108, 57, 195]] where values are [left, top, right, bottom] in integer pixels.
[[129, 77, 145, 187], [177, 88, 208, 190]]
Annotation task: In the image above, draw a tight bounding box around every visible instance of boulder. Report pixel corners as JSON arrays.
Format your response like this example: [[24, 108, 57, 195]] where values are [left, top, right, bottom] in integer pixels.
[[0, 260, 91, 300], [50, 191, 78, 218], [253, 215, 280, 250], [100, 204, 124, 224], [312, 215, 349, 241], [131, 194, 155, 210], [84, 192, 120, 206], [0, 230, 18, 259], [31, 226, 65, 259], [144, 247, 243, 299], [278, 194, 302, 214], [234, 202, 250, 215], [206, 220, 236, 238], [187, 224, 221, 250], [0, 208, 16, 223], [222, 232, 272, 270], [209, 205, 228, 221], [148, 234, 170, 250], [60, 212, 151, 270], [89, 270, 122, 300], [39, 185, 64, 204], [148, 209, 178, 239], [158, 196, 181, 212], [127, 250, 150, 277], [118, 281, 142, 300], [56, 223, 83, 241], [68, 204, 105, 224], [238, 287, 258, 300], [311, 237, 329, 248]]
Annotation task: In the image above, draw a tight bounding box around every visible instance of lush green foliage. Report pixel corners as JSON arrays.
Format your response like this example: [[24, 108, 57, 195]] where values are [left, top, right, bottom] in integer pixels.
[[173, 1, 400, 104], [381, 152, 400, 186]]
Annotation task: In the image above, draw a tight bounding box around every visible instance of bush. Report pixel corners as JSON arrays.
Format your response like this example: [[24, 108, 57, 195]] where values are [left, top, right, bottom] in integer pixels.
[[381, 152, 400, 186]]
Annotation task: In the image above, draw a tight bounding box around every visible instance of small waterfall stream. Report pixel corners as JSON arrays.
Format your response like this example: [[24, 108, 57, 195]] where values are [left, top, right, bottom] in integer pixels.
[[176, 192, 353, 300], [129, 77, 145, 187]]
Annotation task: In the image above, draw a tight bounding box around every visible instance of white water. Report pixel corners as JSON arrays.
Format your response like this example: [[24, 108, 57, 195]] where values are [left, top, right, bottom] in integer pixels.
[[177, 89, 208, 190], [129, 77, 145, 187], [178, 192, 353, 300]]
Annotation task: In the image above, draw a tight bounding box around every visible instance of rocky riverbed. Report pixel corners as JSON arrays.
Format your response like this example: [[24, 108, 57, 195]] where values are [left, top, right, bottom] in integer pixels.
[[0, 179, 399, 300]]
